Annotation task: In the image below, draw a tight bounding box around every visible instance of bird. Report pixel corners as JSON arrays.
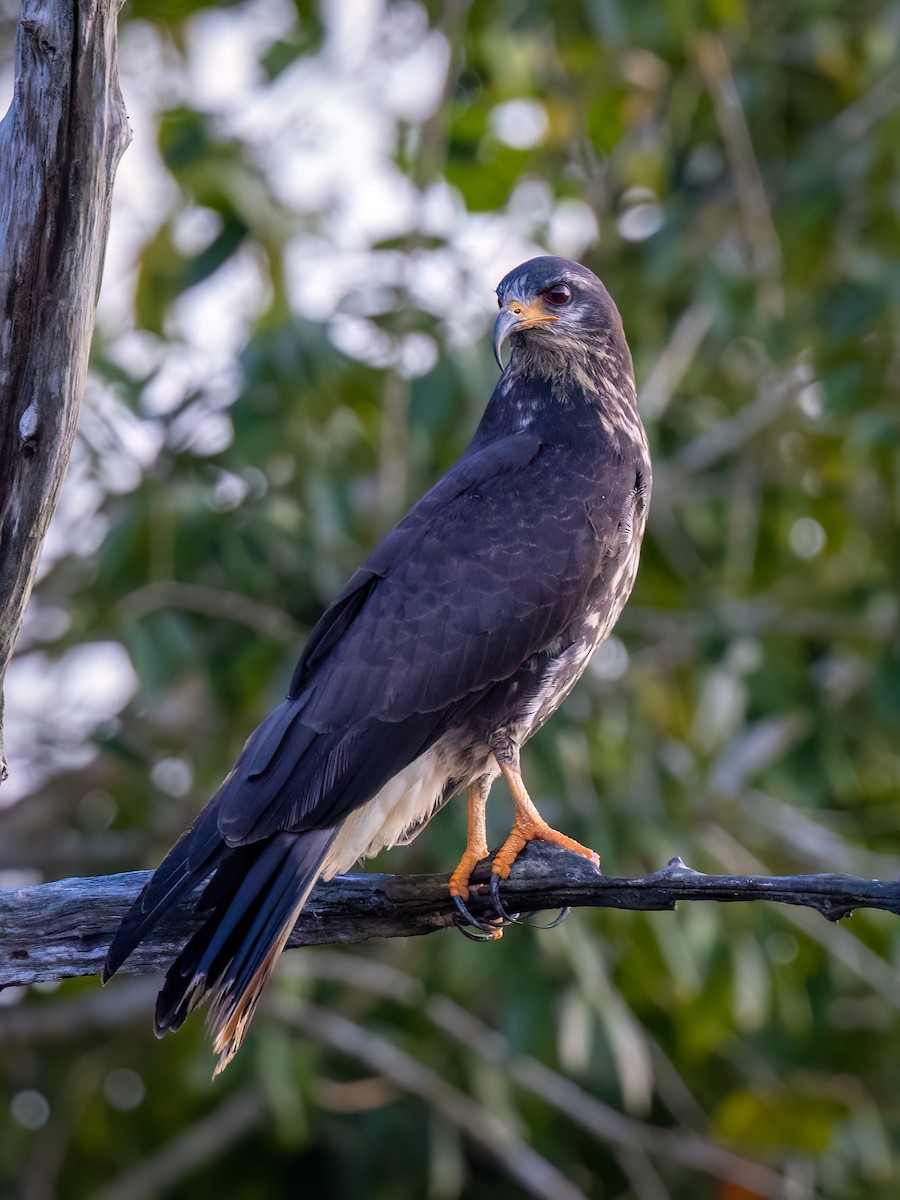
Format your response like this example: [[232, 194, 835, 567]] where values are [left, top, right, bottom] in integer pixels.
[[103, 255, 652, 1074]]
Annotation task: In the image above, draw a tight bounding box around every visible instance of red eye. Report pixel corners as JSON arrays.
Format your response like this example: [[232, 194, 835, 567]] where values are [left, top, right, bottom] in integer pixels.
[[544, 282, 571, 306]]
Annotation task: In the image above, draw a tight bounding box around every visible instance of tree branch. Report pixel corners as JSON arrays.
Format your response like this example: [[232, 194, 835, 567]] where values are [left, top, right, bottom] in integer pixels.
[[0, 0, 130, 781], [2, 842, 899, 987]]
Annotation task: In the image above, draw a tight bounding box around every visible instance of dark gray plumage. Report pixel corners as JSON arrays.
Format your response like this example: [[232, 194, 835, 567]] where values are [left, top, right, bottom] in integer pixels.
[[103, 255, 651, 1072]]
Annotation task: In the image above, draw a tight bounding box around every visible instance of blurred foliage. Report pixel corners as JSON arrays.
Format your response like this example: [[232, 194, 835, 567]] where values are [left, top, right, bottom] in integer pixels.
[[2, 0, 900, 1197]]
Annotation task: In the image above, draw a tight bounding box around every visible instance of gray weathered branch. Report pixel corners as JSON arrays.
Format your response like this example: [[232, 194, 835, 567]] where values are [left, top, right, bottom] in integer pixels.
[[0, 0, 130, 781], [2, 842, 899, 986]]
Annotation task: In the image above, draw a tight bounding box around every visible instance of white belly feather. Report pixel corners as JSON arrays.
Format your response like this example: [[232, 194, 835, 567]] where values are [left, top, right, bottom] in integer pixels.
[[321, 744, 454, 878]]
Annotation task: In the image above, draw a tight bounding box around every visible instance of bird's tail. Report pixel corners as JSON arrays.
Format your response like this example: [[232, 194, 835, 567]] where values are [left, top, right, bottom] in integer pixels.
[[103, 821, 336, 1075]]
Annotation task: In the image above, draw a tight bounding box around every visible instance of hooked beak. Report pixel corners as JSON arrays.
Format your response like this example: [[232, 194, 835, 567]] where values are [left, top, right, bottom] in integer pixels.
[[492, 300, 558, 370]]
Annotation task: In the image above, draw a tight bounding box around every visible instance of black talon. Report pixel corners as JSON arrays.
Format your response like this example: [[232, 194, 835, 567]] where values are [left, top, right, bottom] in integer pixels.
[[522, 907, 571, 930], [453, 893, 492, 932], [489, 873, 569, 930], [489, 871, 524, 925], [452, 893, 508, 937]]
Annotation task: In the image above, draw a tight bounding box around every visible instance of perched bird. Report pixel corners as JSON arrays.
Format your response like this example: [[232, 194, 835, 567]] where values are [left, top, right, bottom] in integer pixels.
[[104, 256, 651, 1073]]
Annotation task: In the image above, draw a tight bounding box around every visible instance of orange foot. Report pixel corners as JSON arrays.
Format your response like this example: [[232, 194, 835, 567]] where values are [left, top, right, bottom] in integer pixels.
[[450, 851, 504, 941], [448, 844, 488, 903], [449, 780, 504, 940], [487, 816, 599, 930], [449, 864, 504, 941], [491, 816, 600, 881]]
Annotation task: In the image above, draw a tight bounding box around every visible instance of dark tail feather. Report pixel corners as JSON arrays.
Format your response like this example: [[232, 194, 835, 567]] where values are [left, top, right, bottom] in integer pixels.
[[153, 826, 337, 1075], [154, 837, 296, 1031]]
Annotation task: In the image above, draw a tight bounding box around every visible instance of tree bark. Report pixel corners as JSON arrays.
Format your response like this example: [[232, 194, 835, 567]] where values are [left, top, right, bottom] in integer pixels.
[[0, 0, 130, 781], [2, 842, 899, 986]]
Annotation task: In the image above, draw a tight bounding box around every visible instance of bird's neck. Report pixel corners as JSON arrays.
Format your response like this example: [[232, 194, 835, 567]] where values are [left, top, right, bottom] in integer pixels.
[[473, 344, 647, 458]]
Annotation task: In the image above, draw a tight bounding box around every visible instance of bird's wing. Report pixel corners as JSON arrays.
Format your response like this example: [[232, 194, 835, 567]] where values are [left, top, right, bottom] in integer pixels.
[[215, 429, 631, 844], [288, 428, 545, 694]]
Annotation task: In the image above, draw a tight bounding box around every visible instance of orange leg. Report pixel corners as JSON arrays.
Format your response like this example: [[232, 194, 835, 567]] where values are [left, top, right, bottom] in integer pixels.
[[449, 777, 491, 901], [492, 746, 599, 881], [449, 776, 504, 939]]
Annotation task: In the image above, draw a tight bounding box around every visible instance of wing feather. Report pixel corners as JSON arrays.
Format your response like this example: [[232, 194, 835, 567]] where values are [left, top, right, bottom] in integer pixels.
[[215, 429, 633, 845]]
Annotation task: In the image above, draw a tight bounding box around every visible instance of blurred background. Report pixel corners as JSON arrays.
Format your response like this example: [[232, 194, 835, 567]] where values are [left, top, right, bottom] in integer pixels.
[[1, 0, 900, 1196]]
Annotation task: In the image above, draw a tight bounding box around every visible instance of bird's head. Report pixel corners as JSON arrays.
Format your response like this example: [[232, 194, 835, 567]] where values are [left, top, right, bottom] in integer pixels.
[[492, 256, 628, 390]]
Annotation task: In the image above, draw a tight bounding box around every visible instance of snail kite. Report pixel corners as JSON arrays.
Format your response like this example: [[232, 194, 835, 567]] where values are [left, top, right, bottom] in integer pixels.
[[104, 256, 652, 1072]]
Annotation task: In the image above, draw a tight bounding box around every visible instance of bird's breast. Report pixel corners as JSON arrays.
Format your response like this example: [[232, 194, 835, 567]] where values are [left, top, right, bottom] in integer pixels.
[[519, 473, 649, 740]]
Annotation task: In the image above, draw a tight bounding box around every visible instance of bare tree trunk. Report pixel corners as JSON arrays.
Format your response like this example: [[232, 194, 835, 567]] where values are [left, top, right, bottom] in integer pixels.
[[0, 0, 130, 781]]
